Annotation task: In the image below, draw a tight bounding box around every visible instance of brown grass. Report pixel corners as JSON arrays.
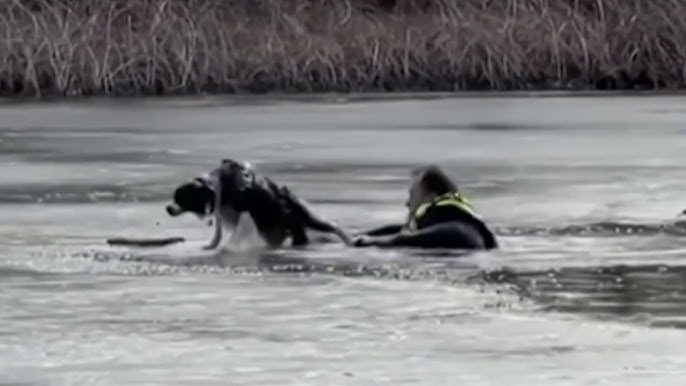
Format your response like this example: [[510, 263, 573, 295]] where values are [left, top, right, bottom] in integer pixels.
[[2, 0, 685, 98]]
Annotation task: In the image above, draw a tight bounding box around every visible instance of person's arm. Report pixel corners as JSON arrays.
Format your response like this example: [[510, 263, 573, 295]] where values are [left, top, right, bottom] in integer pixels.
[[357, 223, 405, 236], [353, 222, 485, 249]]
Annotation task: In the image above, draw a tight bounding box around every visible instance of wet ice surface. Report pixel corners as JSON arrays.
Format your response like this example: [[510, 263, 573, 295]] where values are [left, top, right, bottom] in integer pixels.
[[2, 93, 686, 385]]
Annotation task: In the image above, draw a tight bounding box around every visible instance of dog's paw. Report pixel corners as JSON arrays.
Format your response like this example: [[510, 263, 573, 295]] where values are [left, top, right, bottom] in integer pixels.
[[352, 235, 373, 247]]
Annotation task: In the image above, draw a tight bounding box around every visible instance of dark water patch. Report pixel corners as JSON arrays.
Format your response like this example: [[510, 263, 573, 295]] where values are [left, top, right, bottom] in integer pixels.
[[0, 266, 63, 278], [0, 129, 187, 165], [14, 150, 180, 165], [0, 184, 163, 204], [480, 263, 686, 328], [265, 162, 419, 175], [467, 345, 576, 358], [0, 140, 182, 165], [468, 123, 533, 131], [496, 221, 686, 237], [265, 162, 524, 176], [376, 123, 535, 132], [0, 126, 161, 135], [6, 278, 111, 292], [154, 322, 310, 343], [306, 197, 399, 205], [649, 108, 686, 116]]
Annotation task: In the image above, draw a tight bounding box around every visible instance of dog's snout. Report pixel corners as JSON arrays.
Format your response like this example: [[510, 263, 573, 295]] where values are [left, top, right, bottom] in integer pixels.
[[166, 203, 183, 216]]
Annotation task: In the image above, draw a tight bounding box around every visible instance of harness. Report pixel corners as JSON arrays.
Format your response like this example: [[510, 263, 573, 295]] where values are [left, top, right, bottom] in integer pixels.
[[220, 162, 295, 213], [407, 191, 476, 231]]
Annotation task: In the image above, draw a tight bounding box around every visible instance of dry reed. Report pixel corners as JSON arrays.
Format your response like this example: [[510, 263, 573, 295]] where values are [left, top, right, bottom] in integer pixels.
[[2, 0, 685, 98]]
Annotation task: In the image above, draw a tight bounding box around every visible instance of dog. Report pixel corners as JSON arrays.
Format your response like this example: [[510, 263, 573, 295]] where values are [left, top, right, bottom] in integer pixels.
[[166, 159, 353, 250]]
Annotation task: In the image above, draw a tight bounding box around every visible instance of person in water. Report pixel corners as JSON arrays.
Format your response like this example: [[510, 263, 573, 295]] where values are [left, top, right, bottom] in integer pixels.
[[352, 165, 498, 250]]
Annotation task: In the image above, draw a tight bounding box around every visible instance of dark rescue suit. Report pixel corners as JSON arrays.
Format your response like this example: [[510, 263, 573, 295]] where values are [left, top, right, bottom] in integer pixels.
[[406, 192, 498, 249]]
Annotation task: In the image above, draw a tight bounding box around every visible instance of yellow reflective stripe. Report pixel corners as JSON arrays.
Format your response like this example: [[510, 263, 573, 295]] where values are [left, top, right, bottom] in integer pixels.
[[408, 192, 476, 230], [414, 202, 433, 219], [434, 192, 472, 210], [434, 197, 474, 216]]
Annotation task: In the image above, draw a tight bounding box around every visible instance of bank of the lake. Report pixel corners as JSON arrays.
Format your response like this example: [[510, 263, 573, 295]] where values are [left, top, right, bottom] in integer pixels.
[[3, 0, 684, 98]]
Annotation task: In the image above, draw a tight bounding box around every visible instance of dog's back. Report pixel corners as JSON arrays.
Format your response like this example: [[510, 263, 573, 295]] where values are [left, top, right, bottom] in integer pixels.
[[214, 160, 302, 236], [213, 159, 353, 246]]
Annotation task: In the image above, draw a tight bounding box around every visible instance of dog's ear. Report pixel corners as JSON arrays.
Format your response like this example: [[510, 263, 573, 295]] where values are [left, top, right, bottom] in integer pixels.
[[166, 203, 184, 217]]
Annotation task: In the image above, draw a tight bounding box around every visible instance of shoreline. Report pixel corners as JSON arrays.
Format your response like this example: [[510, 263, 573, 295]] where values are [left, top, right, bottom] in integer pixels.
[[4, 89, 686, 107], [3, 76, 675, 103], [3, 0, 685, 101]]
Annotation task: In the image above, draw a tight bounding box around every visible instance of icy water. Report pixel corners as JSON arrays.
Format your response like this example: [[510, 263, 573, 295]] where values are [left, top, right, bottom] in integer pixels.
[[2, 93, 686, 385]]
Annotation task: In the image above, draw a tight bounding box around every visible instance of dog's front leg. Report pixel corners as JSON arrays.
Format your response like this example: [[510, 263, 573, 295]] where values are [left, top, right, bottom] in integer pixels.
[[203, 212, 223, 250], [202, 176, 224, 250]]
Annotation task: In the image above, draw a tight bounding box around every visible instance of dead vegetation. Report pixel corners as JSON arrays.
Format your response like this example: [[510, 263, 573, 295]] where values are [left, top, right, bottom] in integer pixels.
[[1, 0, 684, 97]]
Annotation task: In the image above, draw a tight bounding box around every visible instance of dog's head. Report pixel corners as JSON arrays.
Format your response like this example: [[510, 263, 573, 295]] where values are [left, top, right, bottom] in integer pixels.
[[166, 159, 256, 219], [166, 178, 215, 218]]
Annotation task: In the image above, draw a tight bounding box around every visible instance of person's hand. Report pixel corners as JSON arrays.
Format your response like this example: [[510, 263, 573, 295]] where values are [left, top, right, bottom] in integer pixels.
[[352, 235, 374, 247], [331, 226, 354, 246]]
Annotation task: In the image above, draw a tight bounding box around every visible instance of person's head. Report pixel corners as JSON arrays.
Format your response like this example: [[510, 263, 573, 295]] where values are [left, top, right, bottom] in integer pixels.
[[405, 164, 458, 212]]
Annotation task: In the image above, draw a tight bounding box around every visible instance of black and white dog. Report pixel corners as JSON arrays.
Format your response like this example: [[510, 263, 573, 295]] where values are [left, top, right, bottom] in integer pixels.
[[165, 159, 353, 250]]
